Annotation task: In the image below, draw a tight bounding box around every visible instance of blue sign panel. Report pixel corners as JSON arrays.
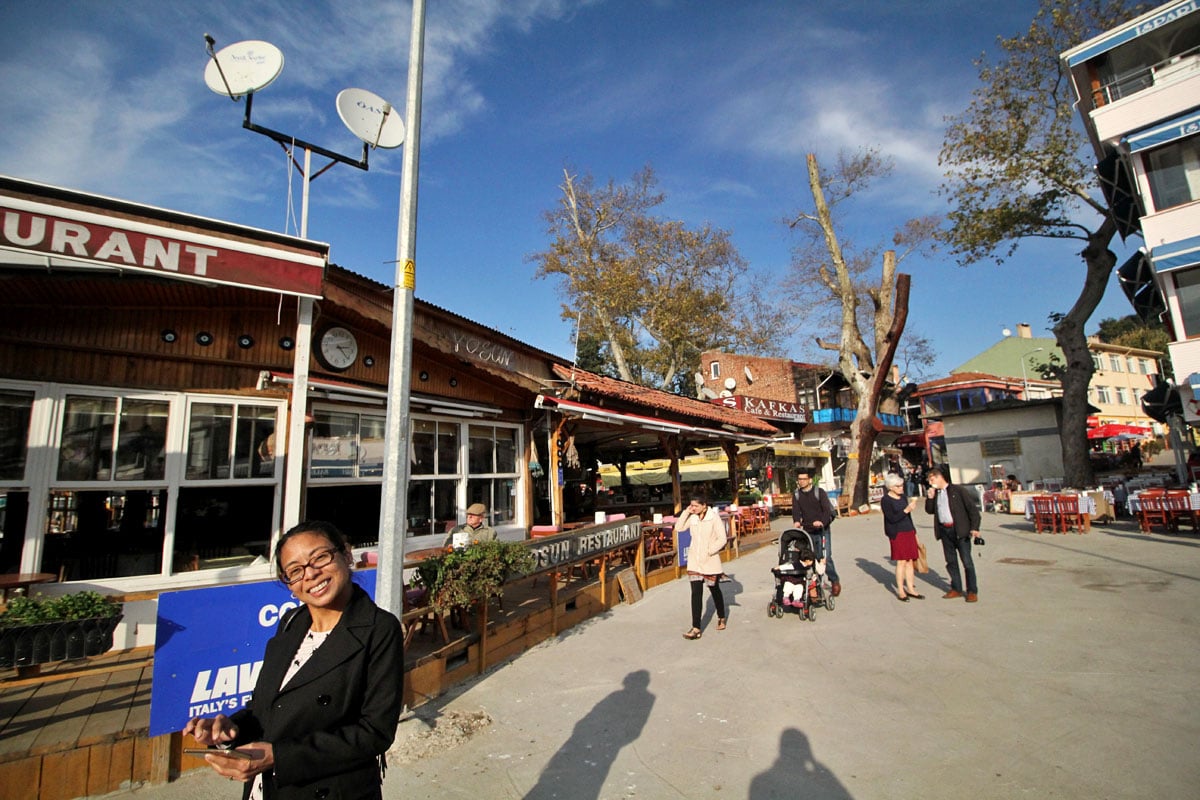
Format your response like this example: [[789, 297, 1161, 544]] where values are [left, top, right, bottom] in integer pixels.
[[149, 572, 375, 737]]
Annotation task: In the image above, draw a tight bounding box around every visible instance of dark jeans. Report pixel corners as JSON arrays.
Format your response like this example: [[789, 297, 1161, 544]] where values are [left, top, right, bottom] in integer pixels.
[[690, 579, 726, 629], [941, 533, 978, 594], [808, 527, 839, 582]]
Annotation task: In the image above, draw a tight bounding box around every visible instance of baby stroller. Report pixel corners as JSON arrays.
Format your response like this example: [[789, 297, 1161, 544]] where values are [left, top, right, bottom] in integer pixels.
[[768, 529, 836, 621]]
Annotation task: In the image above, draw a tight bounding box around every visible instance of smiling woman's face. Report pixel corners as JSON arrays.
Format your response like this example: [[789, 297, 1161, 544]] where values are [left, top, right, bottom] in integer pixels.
[[280, 532, 352, 611]]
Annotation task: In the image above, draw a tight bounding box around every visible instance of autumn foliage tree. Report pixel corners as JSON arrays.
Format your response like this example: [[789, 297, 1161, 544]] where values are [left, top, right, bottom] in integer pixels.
[[530, 165, 787, 391], [938, 0, 1151, 488]]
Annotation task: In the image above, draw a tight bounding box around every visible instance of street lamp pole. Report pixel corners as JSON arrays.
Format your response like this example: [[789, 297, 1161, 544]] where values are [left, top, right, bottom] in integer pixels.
[[378, 0, 427, 619], [1021, 347, 1045, 398]]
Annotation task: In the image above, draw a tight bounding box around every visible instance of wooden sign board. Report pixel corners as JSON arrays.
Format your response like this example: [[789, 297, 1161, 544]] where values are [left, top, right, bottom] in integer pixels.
[[617, 570, 643, 604]]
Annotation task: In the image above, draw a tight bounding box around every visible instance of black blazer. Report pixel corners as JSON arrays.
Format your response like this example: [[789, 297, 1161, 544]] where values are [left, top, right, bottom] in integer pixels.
[[924, 483, 981, 541], [230, 584, 403, 800]]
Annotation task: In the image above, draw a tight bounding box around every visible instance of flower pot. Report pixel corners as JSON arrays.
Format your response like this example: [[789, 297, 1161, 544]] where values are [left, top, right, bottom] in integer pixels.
[[0, 616, 122, 668]]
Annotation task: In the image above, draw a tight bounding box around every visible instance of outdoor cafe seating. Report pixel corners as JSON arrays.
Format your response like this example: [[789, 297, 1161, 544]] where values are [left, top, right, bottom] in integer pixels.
[[1025, 490, 1110, 533], [1127, 489, 1199, 533]]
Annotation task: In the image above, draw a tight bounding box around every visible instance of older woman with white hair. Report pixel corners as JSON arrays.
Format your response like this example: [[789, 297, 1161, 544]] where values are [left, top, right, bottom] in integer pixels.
[[881, 472, 922, 601]]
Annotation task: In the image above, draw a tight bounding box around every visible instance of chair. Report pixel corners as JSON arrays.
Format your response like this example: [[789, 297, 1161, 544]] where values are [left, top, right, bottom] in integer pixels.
[[1138, 495, 1170, 533], [1029, 495, 1058, 533], [1052, 494, 1085, 534], [606, 513, 626, 522], [1162, 492, 1195, 531], [530, 525, 561, 538]]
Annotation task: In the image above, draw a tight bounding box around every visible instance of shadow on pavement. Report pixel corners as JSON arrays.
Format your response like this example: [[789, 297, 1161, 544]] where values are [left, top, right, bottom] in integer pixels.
[[748, 728, 852, 799], [524, 669, 654, 800]]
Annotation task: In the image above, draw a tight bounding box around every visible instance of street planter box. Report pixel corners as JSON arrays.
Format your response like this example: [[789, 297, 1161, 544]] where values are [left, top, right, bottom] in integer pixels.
[[0, 615, 123, 668]]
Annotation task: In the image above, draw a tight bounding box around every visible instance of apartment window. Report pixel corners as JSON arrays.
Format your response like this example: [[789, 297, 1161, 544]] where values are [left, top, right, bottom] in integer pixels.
[[1092, 354, 1103, 371], [1116, 387, 1129, 405], [1108, 355, 1123, 372], [1175, 268, 1200, 338], [1132, 388, 1142, 405], [1139, 358, 1151, 375], [1095, 386, 1112, 404], [710, 361, 721, 379], [1126, 357, 1137, 373], [1145, 135, 1200, 211]]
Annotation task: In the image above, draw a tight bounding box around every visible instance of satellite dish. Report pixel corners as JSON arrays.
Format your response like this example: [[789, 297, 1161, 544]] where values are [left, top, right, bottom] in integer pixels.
[[694, 372, 705, 385], [700, 386, 718, 399], [204, 40, 284, 97], [719, 390, 733, 398], [723, 377, 737, 390], [1002, 328, 1012, 337], [744, 366, 755, 384], [336, 88, 405, 149]]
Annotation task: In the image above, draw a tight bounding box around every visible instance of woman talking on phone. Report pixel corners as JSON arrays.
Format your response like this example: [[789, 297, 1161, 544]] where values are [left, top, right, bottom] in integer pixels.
[[183, 521, 403, 799]]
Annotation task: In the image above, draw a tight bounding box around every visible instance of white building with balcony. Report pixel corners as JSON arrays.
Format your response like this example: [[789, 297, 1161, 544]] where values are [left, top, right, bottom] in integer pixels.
[[1063, 1, 1200, 423]]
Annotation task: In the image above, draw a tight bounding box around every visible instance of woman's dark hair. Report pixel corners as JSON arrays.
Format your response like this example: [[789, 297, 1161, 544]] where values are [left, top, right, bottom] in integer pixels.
[[273, 520, 352, 583], [687, 488, 710, 506]]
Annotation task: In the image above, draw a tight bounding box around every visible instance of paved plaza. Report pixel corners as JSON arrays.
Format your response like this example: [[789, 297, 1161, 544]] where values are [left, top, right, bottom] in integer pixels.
[[117, 508, 1199, 799]]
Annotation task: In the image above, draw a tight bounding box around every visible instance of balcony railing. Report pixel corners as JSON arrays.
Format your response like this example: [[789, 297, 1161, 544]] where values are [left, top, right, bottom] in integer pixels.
[[810, 408, 906, 428], [1092, 46, 1200, 107]]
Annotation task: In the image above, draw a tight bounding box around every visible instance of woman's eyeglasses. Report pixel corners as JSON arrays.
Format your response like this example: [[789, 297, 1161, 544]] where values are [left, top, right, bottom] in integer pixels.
[[282, 547, 339, 585]]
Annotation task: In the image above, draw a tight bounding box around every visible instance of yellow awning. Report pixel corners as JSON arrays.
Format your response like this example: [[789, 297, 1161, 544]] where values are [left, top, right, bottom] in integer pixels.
[[771, 443, 828, 458]]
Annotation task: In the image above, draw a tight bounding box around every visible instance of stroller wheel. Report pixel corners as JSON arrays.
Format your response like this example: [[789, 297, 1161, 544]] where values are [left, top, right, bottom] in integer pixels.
[[808, 605, 818, 621], [768, 602, 779, 618], [825, 594, 835, 611]]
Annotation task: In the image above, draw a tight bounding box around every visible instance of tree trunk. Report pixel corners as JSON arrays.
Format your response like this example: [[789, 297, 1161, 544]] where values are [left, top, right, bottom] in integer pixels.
[[1055, 219, 1117, 488]]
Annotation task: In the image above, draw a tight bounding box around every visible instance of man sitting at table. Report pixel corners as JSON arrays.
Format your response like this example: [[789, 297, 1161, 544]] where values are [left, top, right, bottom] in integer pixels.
[[444, 503, 497, 550]]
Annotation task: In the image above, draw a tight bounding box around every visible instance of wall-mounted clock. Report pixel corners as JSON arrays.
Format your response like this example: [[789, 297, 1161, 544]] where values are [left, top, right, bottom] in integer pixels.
[[315, 326, 358, 371]]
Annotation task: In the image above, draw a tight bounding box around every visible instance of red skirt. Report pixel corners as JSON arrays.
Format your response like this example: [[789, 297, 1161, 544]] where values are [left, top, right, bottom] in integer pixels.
[[890, 529, 919, 561]]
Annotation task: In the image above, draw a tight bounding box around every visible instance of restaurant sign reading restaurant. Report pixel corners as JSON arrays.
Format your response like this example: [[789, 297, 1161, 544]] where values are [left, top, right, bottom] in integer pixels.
[[0, 181, 326, 298], [524, 519, 644, 572], [713, 394, 807, 423]]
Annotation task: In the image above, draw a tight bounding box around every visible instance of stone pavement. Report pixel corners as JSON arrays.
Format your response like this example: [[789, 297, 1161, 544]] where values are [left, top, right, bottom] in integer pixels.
[[112, 509, 1200, 800]]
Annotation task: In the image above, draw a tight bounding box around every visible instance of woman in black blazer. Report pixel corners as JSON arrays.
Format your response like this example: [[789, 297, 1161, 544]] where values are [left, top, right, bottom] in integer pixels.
[[184, 521, 403, 799]]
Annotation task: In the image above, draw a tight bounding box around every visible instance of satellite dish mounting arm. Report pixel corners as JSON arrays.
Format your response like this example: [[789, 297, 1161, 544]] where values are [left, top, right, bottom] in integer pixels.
[[241, 92, 370, 174]]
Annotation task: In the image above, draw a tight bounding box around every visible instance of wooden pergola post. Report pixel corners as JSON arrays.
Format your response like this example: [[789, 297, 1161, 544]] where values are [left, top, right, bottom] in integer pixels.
[[549, 416, 569, 528], [660, 433, 684, 514]]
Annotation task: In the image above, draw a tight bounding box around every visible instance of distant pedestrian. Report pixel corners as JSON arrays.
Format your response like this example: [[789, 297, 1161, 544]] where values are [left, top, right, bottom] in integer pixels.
[[674, 491, 728, 639], [1113, 480, 1128, 518], [924, 465, 982, 603], [881, 474, 922, 601], [1131, 441, 1143, 469], [792, 471, 840, 596]]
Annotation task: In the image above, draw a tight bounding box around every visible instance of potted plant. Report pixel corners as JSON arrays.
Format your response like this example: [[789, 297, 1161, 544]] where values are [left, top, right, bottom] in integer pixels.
[[0, 591, 123, 668], [412, 540, 536, 615]]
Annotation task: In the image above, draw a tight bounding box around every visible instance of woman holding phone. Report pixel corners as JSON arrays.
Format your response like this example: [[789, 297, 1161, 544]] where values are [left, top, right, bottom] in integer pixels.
[[183, 521, 403, 799]]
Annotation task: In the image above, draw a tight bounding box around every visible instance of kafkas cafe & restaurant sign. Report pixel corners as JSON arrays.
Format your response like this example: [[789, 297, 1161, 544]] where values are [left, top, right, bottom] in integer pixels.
[[712, 394, 807, 423]]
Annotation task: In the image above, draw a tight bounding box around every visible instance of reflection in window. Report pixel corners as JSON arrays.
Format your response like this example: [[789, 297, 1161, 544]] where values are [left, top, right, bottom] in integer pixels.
[[188, 402, 278, 480], [1175, 268, 1200, 338], [310, 410, 385, 479], [42, 489, 166, 580], [172, 486, 274, 573], [58, 396, 116, 480], [407, 479, 459, 537], [467, 478, 517, 525], [116, 399, 169, 480], [469, 425, 495, 473], [0, 390, 34, 481], [1146, 136, 1200, 211]]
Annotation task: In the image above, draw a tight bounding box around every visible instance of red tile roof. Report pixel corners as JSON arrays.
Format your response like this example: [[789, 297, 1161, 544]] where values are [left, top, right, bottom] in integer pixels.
[[551, 364, 779, 435]]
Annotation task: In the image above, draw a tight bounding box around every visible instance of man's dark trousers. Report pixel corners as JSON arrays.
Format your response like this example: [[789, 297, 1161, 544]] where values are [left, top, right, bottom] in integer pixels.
[[941, 531, 977, 594]]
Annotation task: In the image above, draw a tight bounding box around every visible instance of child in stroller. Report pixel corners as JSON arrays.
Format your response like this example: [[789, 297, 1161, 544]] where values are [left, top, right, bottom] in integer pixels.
[[769, 528, 836, 621]]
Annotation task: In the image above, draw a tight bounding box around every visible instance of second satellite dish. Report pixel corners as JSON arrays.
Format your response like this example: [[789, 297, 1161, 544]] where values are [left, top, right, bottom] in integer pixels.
[[336, 88, 405, 149], [204, 40, 284, 97]]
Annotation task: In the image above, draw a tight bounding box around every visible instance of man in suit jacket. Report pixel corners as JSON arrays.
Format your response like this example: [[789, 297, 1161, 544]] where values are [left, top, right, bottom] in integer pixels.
[[924, 464, 982, 602]]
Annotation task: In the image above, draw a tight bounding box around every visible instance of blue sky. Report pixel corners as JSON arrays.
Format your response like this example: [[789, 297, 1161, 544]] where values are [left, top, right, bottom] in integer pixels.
[[0, 0, 1140, 380]]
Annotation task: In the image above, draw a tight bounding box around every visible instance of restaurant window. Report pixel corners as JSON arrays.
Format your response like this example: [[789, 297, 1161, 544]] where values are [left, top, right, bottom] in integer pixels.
[[1108, 355, 1123, 372], [0, 389, 34, 482], [0, 490, 29, 574], [408, 419, 461, 537], [1116, 387, 1129, 405], [1144, 136, 1200, 212], [171, 485, 274, 573], [42, 489, 166, 580], [58, 395, 169, 481], [309, 409, 386, 480], [186, 401, 278, 480], [467, 425, 519, 526]]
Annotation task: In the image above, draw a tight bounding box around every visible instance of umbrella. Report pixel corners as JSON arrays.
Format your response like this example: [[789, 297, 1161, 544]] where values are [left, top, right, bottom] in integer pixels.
[[1087, 423, 1152, 440]]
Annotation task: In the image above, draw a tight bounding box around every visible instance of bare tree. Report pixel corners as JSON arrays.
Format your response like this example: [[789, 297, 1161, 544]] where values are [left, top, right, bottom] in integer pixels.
[[789, 152, 923, 507]]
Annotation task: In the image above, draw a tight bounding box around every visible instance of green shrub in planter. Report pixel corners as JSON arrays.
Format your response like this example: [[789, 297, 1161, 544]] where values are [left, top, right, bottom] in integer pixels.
[[411, 541, 536, 614], [0, 591, 123, 668]]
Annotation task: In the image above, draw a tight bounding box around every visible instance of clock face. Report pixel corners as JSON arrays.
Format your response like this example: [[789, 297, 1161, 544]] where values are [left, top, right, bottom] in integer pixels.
[[318, 326, 358, 371]]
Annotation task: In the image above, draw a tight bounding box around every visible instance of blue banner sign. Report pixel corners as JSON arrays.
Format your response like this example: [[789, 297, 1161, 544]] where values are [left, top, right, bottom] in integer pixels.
[[149, 571, 375, 737]]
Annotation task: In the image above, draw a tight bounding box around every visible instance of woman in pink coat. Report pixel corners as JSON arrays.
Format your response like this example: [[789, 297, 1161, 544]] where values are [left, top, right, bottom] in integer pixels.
[[674, 491, 728, 639]]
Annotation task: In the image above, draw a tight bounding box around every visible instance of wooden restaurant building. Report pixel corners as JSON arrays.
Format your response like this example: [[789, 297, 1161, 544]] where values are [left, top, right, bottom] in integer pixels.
[[0, 176, 778, 633]]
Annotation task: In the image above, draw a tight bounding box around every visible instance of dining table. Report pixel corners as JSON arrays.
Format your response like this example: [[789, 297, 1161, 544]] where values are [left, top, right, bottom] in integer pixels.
[[0, 572, 58, 601]]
